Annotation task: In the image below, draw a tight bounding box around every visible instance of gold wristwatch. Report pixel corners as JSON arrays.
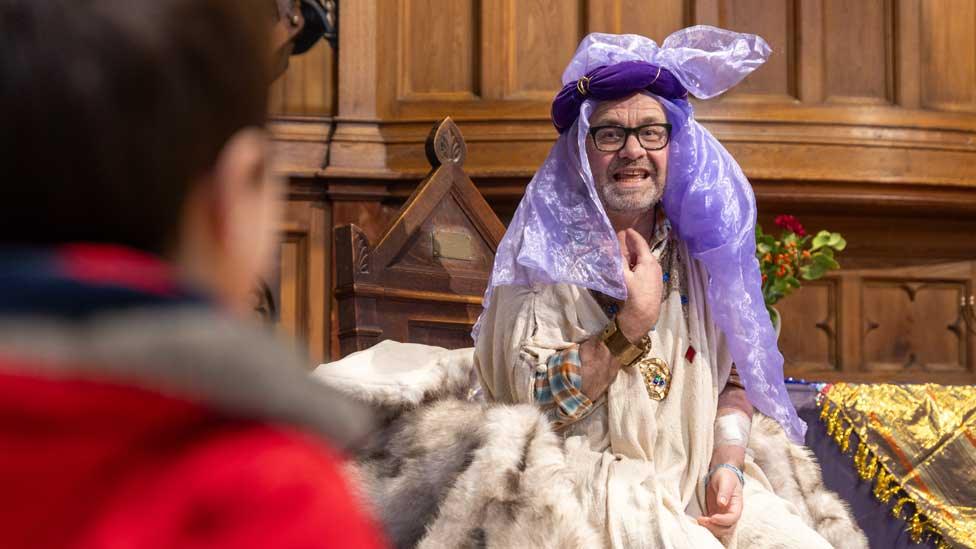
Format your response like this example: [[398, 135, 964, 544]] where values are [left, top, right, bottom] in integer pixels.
[[600, 316, 652, 367]]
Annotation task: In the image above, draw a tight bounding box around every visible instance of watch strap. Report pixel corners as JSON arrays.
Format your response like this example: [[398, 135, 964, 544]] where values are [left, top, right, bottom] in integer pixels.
[[600, 317, 650, 367]]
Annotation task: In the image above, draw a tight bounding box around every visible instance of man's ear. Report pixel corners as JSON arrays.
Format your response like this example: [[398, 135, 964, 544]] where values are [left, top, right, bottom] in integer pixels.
[[207, 127, 269, 245]]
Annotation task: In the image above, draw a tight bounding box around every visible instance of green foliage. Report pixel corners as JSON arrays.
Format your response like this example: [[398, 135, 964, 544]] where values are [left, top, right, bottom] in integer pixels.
[[757, 222, 845, 317]]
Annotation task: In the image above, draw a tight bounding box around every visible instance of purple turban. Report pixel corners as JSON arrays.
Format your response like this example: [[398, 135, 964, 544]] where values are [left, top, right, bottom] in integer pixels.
[[551, 60, 687, 133]]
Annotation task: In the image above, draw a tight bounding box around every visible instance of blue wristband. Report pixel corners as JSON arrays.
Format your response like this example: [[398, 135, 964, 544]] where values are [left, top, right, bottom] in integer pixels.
[[704, 463, 744, 488]]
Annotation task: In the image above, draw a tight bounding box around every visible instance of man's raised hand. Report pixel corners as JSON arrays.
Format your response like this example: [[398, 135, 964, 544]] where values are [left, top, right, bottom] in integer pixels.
[[616, 229, 663, 342]]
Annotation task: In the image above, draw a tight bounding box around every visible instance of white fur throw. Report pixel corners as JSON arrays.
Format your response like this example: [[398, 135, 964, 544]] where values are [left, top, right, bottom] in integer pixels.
[[316, 342, 867, 548]]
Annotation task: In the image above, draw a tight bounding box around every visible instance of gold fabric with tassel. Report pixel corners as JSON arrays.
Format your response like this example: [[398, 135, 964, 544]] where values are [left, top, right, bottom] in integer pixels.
[[819, 383, 976, 549]]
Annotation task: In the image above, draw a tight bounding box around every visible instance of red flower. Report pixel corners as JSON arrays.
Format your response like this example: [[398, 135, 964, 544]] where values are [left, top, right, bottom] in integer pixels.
[[774, 214, 806, 237]]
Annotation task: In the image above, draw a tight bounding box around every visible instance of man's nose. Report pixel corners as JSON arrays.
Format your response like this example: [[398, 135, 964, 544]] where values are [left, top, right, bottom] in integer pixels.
[[618, 133, 645, 160]]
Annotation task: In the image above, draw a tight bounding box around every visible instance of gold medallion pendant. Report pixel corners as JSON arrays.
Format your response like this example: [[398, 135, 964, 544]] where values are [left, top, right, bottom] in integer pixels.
[[637, 357, 671, 400]]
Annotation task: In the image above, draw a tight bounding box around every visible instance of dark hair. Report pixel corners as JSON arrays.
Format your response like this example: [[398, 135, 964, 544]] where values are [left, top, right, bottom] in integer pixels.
[[0, 0, 271, 253]]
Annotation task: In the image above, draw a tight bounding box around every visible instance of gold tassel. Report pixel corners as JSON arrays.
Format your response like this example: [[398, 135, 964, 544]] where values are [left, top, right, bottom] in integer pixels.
[[907, 510, 929, 544], [853, 442, 878, 481], [839, 424, 854, 453], [892, 496, 914, 518], [873, 468, 901, 504]]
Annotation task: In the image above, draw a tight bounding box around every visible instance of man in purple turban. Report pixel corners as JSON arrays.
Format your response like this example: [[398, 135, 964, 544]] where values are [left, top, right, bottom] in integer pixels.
[[472, 28, 839, 547]]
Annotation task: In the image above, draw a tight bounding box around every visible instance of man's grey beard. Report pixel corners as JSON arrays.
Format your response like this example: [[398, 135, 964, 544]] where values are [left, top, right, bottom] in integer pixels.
[[596, 178, 664, 213]]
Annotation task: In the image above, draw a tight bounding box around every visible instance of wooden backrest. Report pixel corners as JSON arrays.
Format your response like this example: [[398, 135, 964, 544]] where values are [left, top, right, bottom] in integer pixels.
[[334, 118, 506, 357]]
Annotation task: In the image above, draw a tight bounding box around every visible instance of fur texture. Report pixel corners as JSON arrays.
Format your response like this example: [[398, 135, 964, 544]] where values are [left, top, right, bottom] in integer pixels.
[[748, 414, 868, 549], [328, 350, 867, 548], [353, 399, 601, 548]]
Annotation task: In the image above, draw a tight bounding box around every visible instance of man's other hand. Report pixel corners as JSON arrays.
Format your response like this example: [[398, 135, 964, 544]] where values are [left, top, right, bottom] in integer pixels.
[[698, 467, 744, 539], [615, 229, 663, 341]]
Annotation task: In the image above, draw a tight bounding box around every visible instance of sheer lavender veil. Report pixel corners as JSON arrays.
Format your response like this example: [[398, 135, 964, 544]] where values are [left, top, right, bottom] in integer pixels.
[[473, 27, 805, 442]]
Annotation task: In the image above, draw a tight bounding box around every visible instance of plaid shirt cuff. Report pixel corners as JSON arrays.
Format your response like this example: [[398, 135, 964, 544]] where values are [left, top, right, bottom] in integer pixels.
[[534, 346, 593, 421]]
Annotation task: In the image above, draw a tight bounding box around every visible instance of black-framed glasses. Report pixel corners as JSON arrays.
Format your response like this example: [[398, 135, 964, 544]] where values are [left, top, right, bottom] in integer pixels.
[[588, 123, 672, 152]]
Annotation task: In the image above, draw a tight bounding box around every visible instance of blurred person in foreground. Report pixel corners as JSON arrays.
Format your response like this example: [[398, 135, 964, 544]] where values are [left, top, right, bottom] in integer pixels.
[[0, 1, 385, 547]]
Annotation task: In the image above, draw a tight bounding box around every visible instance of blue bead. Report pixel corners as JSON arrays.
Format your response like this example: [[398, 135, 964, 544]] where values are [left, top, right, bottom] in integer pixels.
[[680, 295, 688, 305], [663, 272, 671, 282]]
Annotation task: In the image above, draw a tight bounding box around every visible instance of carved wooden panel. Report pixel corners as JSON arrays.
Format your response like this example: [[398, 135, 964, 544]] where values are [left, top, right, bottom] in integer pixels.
[[778, 279, 839, 374], [919, 0, 976, 113], [398, 0, 478, 100], [822, 0, 892, 105], [586, 0, 687, 41], [334, 118, 506, 357], [775, 261, 976, 384], [386, 195, 497, 291], [862, 281, 968, 374]]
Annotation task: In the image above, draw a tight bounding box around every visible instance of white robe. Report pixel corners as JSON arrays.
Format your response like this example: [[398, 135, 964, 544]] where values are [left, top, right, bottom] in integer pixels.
[[474, 239, 833, 548]]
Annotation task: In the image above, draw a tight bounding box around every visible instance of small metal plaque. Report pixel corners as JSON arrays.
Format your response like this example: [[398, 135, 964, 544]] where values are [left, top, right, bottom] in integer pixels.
[[432, 231, 473, 261]]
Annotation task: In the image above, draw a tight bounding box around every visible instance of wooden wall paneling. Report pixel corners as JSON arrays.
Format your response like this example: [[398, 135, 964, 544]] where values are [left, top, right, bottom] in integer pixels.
[[324, 0, 976, 190], [398, 0, 478, 101], [717, 139, 976, 187], [337, 0, 381, 119], [708, 0, 799, 101], [585, 0, 688, 41], [779, 262, 976, 384], [327, 0, 393, 173], [277, 199, 331, 366], [755, 209, 976, 271], [838, 272, 863, 375], [491, 0, 584, 101], [277, 231, 307, 342], [797, 0, 824, 103], [895, 0, 922, 109], [269, 39, 336, 116], [822, 0, 893, 105], [920, 0, 976, 113], [268, 36, 336, 176], [857, 262, 973, 384], [270, 120, 333, 178], [778, 278, 839, 376], [691, 0, 719, 24], [861, 275, 970, 377]]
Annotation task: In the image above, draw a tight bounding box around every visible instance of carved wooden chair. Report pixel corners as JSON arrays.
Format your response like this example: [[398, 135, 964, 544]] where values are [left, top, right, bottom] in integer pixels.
[[334, 118, 506, 357]]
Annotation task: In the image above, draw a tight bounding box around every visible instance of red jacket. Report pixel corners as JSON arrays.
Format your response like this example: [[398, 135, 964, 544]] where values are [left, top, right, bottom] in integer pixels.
[[0, 365, 384, 549], [0, 246, 387, 548]]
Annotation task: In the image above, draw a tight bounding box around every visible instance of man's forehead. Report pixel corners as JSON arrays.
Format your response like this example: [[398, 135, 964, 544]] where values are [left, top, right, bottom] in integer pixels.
[[590, 94, 666, 123]]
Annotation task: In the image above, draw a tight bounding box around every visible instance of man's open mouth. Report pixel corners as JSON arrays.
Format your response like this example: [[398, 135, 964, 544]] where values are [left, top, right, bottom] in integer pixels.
[[612, 168, 652, 182]]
